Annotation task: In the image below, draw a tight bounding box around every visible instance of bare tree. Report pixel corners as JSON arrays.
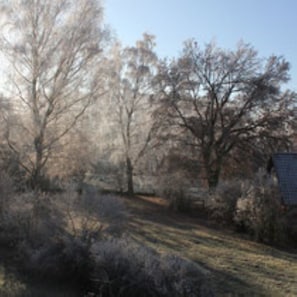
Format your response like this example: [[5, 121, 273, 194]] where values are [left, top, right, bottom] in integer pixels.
[[0, 0, 108, 188], [108, 34, 159, 195], [156, 40, 296, 188]]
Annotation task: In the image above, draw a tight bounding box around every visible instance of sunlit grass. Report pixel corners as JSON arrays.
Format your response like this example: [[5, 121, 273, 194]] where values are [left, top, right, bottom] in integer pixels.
[[1, 193, 296, 296], [126, 196, 297, 297]]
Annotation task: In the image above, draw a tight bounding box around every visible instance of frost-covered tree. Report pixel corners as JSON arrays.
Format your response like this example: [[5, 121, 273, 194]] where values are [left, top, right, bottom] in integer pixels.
[[108, 34, 159, 195], [0, 0, 108, 188], [156, 41, 296, 188]]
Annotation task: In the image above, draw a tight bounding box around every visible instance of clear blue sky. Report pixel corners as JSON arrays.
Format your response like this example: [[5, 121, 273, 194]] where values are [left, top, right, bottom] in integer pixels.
[[104, 0, 297, 91]]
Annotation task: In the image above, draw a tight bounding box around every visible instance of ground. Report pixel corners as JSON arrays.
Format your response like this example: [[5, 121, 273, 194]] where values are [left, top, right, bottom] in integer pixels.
[[125, 195, 297, 297], [0, 193, 296, 297]]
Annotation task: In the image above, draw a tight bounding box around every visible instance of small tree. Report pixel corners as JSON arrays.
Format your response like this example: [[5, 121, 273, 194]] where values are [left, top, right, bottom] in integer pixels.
[[107, 34, 159, 195]]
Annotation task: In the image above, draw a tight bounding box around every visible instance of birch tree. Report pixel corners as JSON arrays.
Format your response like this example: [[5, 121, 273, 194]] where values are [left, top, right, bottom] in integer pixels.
[[108, 34, 159, 195], [0, 0, 108, 188]]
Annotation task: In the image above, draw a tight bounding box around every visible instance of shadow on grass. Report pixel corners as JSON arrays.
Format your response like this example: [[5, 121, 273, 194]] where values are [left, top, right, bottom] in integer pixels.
[[208, 267, 268, 297], [127, 196, 297, 259], [125, 195, 297, 297]]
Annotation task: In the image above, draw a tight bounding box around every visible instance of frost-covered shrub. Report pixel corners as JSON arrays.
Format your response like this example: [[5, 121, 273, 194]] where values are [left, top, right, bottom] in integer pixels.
[[0, 147, 26, 191], [60, 186, 128, 243], [89, 239, 213, 297], [21, 235, 92, 284], [167, 189, 193, 213], [0, 191, 65, 248], [206, 173, 291, 246], [79, 191, 127, 225], [15, 188, 128, 285], [17, 192, 64, 244], [0, 172, 19, 246], [207, 180, 242, 224], [156, 174, 193, 213], [234, 181, 286, 244], [0, 172, 14, 216]]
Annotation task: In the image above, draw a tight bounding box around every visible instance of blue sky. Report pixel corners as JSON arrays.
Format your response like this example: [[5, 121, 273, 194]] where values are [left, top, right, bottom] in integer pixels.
[[104, 0, 297, 91]]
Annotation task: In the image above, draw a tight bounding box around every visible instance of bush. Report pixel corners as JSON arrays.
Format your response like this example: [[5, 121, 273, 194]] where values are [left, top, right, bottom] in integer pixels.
[[19, 192, 64, 244], [15, 188, 128, 285], [207, 180, 242, 224], [22, 235, 92, 285], [234, 180, 287, 244], [0, 172, 17, 246], [0, 190, 65, 248], [156, 174, 193, 213], [89, 239, 213, 297], [0, 146, 27, 191], [60, 186, 128, 243], [206, 173, 293, 246], [0, 172, 15, 216], [167, 189, 193, 213]]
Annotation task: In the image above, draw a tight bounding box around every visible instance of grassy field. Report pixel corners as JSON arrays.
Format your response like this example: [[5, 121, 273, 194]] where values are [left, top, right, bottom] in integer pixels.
[[126, 195, 297, 297], [0, 193, 296, 297]]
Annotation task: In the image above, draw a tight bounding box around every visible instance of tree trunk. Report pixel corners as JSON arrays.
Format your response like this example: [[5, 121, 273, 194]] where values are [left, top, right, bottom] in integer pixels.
[[203, 149, 222, 189], [126, 156, 134, 196], [31, 135, 45, 189], [205, 158, 222, 189], [206, 168, 220, 189], [30, 166, 43, 190]]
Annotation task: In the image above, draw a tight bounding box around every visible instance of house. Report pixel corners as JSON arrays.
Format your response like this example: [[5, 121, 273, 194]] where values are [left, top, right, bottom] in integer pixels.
[[267, 153, 297, 206]]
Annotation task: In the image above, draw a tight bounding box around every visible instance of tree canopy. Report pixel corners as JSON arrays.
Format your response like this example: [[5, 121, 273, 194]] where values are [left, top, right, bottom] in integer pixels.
[[155, 41, 296, 188], [0, 0, 108, 188]]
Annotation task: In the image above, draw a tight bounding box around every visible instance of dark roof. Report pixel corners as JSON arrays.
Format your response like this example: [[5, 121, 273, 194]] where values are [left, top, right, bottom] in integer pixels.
[[271, 153, 297, 206]]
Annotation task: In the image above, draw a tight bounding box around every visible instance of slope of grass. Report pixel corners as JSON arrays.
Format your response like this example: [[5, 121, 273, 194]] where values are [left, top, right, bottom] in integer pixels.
[[125, 195, 297, 297], [0, 192, 295, 296]]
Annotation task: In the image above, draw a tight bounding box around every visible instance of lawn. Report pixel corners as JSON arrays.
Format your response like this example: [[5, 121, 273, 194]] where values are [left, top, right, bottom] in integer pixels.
[[125, 195, 297, 297]]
